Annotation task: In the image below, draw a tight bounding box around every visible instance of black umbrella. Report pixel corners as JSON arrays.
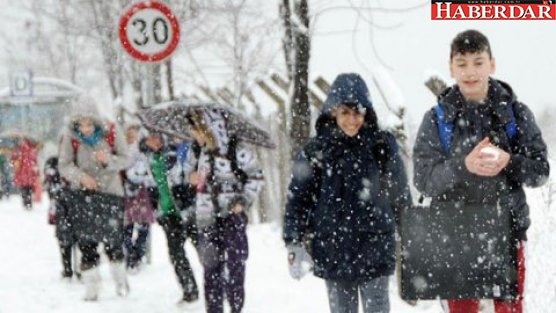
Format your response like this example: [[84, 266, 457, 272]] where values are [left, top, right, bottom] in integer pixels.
[[137, 102, 276, 149]]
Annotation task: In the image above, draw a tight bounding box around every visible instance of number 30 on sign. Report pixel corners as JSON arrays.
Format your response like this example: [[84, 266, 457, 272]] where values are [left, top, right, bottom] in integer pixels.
[[119, 1, 180, 62]]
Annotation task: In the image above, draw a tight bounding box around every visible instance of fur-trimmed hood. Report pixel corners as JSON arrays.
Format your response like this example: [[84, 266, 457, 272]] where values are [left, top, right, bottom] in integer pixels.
[[67, 94, 105, 129]]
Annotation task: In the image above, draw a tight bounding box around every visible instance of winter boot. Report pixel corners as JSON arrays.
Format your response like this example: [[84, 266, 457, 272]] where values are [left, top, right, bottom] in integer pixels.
[[181, 288, 199, 302], [60, 246, 73, 280], [22, 187, 33, 210], [176, 261, 199, 303], [177, 290, 201, 309], [81, 267, 101, 301], [110, 261, 129, 297], [177, 280, 200, 307]]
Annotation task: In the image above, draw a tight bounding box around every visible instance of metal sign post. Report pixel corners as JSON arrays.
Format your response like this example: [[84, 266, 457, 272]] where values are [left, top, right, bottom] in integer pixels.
[[118, 1, 181, 262], [142, 64, 156, 108]]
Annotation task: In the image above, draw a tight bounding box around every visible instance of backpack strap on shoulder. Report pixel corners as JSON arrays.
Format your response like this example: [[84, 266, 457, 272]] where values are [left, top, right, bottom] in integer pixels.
[[505, 104, 518, 141], [70, 138, 80, 165], [105, 122, 116, 151], [104, 122, 116, 154], [227, 136, 249, 186], [434, 104, 453, 154]]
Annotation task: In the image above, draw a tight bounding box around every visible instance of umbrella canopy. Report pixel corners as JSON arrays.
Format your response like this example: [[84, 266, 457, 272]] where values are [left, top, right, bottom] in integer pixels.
[[137, 102, 276, 149]]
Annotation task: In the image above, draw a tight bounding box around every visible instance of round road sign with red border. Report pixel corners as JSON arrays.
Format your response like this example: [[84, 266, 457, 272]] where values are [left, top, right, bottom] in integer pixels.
[[119, 1, 180, 62]]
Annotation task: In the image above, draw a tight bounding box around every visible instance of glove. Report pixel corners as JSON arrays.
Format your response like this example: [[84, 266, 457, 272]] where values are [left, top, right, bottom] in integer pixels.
[[47, 203, 56, 225], [48, 211, 56, 225], [287, 244, 313, 280]]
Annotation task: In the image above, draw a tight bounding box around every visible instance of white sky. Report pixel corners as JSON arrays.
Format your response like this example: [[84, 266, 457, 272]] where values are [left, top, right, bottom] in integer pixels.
[[0, 0, 554, 124], [308, 0, 556, 125]]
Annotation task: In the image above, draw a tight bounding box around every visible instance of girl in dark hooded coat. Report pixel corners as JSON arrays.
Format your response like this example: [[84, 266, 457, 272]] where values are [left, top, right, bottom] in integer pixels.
[[283, 73, 412, 313]]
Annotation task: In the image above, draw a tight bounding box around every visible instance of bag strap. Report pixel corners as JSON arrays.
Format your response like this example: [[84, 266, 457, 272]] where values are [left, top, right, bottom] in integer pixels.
[[434, 105, 454, 154], [226, 136, 249, 186], [434, 103, 518, 154], [71, 138, 80, 166], [423, 102, 519, 204], [504, 106, 518, 141], [105, 122, 116, 149]]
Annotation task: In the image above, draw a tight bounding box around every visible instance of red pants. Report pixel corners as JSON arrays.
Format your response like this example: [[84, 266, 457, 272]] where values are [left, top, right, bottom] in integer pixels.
[[445, 241, 525, 313]]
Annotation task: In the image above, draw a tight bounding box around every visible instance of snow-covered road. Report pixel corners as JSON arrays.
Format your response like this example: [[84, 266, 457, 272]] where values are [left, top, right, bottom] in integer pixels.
[[0, 191, 553, 313]]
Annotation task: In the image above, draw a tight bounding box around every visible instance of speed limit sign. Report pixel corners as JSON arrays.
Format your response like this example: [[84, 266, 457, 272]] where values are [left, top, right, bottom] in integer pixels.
[[119, 1, 180, 62]]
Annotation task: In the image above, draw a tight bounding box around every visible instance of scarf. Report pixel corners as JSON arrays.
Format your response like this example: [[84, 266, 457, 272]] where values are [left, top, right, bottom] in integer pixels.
[[74, 125, 103, 147]]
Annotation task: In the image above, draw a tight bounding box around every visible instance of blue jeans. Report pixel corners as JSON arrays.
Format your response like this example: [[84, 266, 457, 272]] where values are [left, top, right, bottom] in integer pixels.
[[326, 276, 390, 313]]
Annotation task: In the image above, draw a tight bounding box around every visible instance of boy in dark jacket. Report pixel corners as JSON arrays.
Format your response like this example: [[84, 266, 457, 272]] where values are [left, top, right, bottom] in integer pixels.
[[284, 73, 412, 313], [413, 30, 549, 313], [140, 131, 199, 305]]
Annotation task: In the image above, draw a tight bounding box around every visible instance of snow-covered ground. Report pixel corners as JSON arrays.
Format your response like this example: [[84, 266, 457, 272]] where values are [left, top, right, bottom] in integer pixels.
[[0, 189, 554, 313]]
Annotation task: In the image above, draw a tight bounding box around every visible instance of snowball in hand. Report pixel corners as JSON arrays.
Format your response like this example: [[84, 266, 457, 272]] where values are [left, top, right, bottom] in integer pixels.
[[480, 147, 500, 160]]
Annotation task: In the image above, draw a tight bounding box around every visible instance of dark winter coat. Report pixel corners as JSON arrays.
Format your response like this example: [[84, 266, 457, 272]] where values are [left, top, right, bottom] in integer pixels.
[[139, 137, 179, 217], [44, 157, 62, 199], [413, 79, 549, 240], [283, 73, 412, 282]]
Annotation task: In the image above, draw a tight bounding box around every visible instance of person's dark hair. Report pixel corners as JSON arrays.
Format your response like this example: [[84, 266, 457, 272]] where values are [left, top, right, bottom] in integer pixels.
[[450, 30, 492, 60]]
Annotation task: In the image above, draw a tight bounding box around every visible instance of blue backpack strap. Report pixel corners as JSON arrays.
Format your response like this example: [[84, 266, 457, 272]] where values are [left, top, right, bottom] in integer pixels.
[[434, 102, 518, 154], [505, 103, 518, 141], [176, 142, 189, 165], [434, 104, 453, 154]]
